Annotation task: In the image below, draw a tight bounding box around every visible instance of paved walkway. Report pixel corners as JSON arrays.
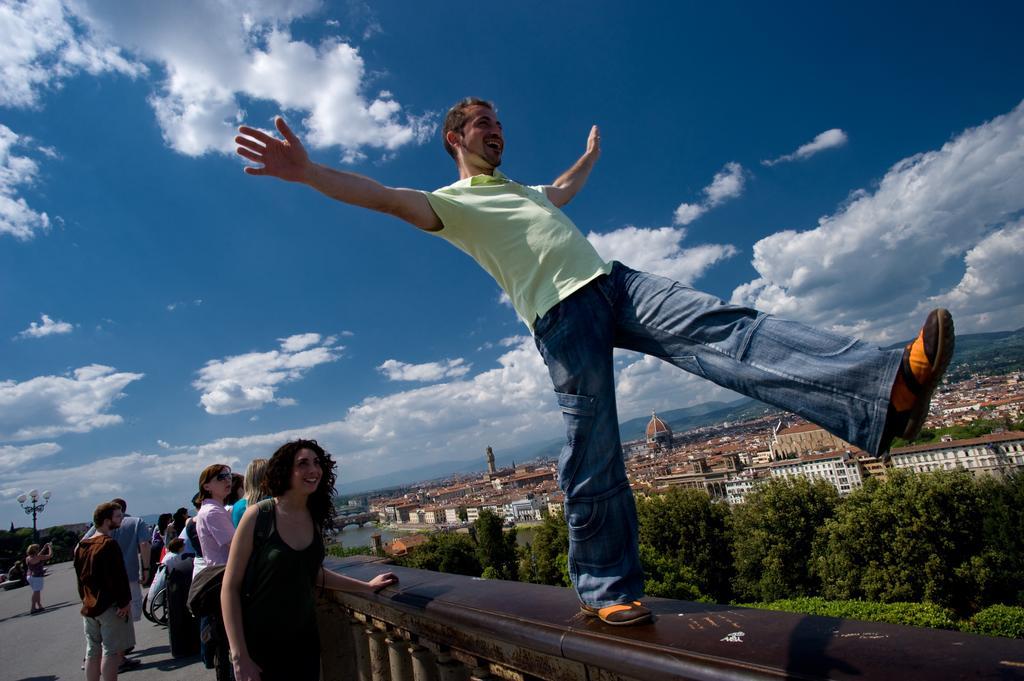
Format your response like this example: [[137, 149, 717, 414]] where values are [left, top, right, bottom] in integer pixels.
[[0, 561, 213, 681]]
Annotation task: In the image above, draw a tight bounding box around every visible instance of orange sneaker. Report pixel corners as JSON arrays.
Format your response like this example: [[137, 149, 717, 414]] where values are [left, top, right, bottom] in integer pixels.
[[580, 600, 652, 626], [879, 309, 955, 456]]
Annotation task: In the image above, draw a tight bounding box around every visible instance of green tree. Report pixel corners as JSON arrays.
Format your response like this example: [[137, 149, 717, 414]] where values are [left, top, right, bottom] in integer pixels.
[[38, 526, 79, 563], [327, 544, 375, 559], [636, 488, 733, 602], [457, 506, 469, 522], [518, 510, 570, 587], [959, 472, 1024, 608], [813, 470, 988, 614], [474, 510, 518, 580], [732, 477, 838, 602], [394, 532, 481, 576]]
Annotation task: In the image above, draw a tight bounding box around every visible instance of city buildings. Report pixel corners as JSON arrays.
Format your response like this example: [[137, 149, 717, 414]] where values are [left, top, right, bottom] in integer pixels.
[[367, 371, 1024, 531]]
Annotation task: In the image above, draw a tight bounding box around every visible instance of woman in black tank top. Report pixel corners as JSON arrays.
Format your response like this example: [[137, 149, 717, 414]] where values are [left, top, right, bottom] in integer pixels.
[[221, 439, 398, 681]]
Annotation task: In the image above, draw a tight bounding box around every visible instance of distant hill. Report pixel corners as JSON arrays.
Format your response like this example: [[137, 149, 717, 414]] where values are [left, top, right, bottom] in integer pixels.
[[617, 397, 779, 442], [338, 397, 777, 495], [883, 326, 1024, 380], [340, 327, 1024, 495], [945, 327, 1024, 380]]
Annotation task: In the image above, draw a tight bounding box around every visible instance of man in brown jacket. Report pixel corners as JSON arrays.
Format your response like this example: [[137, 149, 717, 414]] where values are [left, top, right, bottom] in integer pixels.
[[75, 502, 134, 681]]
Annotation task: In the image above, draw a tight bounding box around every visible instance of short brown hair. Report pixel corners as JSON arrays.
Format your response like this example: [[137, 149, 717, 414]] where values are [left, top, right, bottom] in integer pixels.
[[94, 502, 121, 528], [443, 97, 495, 159], [167, 538, 185, 554]]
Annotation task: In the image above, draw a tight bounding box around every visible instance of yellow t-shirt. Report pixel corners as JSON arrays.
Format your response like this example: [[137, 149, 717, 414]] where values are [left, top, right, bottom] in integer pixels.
[[422, 170, 611, 330]]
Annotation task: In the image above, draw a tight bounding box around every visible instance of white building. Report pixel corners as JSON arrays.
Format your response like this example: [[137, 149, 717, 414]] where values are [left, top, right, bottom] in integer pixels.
[[725, 469, 770, 505], [726, 450, 863, 503], [889, 431, 1024, 476], [507, 497, 543, 522]]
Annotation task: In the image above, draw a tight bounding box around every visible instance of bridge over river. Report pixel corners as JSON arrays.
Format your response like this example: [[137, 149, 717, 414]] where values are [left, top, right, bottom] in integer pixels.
[[3, 557, 1022, 680], [336, 511, 380, 529]]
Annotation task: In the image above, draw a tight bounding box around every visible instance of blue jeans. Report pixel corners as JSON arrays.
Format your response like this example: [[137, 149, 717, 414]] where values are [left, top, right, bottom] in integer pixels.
[[532, 262, 902, 607]]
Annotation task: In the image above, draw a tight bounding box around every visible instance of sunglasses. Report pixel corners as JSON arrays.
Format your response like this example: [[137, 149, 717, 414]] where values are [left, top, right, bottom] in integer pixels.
[[213, 471, 232, 482]]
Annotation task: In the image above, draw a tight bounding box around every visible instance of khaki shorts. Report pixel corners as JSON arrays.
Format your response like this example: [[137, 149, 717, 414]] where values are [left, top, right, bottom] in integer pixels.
[[83, 606, 136, 658]]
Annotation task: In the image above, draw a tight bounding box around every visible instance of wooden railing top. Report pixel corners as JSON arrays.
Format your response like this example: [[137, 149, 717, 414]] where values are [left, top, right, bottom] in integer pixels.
[[326, 555, 1024, 681]]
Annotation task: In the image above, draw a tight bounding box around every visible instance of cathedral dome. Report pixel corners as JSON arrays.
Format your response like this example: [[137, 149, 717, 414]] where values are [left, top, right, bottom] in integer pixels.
[[646, 411, 672, 440]]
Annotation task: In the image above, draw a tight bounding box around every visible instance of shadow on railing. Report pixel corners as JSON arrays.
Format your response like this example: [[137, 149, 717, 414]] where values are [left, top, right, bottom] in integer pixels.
[[318, 555, 1024, 681]]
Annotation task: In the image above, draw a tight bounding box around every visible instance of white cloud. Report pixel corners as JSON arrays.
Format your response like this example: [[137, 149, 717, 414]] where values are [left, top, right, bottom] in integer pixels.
[[187, 337, 726, 482], [614, 351, 740, 418], [2, 447, 244, 525], [57, 1, 434, 159], [673, 202, 706, 225], [0, 442, 61, 473], [16, 313, 73, 339], [378, 358, 471, 382], [732, 100, 1024, 342], [0, 0, 144, 108], [0, 123, 51, 240], [194, 332, 343, 415], [166, 298, 203, 312], [587, 226, 737, 285], [279, 332, 322, 353], [673, 162, 746, 225], [7, 335, 734, 524], [763, 128, 848, 166], [924, 218, 1024, 332], [0, 365, 144, 441]]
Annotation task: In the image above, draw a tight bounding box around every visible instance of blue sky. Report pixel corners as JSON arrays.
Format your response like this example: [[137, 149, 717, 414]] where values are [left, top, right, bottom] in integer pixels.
[[2, 1, 1023, 526]]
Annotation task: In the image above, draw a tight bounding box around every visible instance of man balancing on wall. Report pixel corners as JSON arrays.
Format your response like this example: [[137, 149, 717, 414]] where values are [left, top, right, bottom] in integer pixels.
[[235, 97, 954, 626]]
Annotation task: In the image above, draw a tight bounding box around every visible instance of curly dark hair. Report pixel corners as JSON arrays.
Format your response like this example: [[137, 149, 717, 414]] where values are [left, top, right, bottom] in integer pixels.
[[265, 439, 337, 534]]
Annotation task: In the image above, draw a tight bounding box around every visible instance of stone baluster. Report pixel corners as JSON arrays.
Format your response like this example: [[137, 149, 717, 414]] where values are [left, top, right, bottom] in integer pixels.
[[469, 664, 497, 680], [436, 652, 468, 681], [367, 627, 390, 681], [350, 618, 372, 681], [387, 636, 413, 680], [316, 603, 358, 681], [410, 643, 438, 681]]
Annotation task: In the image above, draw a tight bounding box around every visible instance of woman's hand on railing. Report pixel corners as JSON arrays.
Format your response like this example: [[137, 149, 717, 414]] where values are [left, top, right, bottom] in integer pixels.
[[367, 572, 399, 593]]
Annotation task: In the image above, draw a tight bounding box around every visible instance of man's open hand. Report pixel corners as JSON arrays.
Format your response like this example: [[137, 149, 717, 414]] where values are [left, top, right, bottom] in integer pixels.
[[586, 125, 601, 159], [235, 116, 310, 183]]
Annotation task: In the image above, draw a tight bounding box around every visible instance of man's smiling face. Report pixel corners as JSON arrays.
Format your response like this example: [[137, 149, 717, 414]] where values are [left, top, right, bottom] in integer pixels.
[[456, 105, 504, 169]]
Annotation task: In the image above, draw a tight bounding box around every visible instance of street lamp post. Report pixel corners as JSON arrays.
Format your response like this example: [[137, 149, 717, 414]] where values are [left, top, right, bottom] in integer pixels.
[[15, 489, 52, 543]]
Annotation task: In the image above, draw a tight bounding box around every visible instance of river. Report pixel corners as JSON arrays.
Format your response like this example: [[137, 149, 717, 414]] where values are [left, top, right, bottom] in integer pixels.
[[329, 523, 540, 549]]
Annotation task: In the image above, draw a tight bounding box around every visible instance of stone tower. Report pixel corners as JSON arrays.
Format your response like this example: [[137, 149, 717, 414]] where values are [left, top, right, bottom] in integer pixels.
[[486, 445, 496, 475]]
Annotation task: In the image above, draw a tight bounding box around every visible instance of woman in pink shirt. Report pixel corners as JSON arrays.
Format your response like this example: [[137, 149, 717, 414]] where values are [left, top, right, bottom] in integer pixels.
[[193, 464, 236, 572]]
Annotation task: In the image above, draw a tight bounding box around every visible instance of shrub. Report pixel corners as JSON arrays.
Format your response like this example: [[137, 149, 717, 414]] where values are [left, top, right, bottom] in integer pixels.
[[965, 605, 1024, 639], [738, 597, 959, 630]]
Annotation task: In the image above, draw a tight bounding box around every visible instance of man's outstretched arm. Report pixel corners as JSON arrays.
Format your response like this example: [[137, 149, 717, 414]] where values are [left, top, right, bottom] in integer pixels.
[[545, 125, 601, 208], [235, 117, 442, 232]]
